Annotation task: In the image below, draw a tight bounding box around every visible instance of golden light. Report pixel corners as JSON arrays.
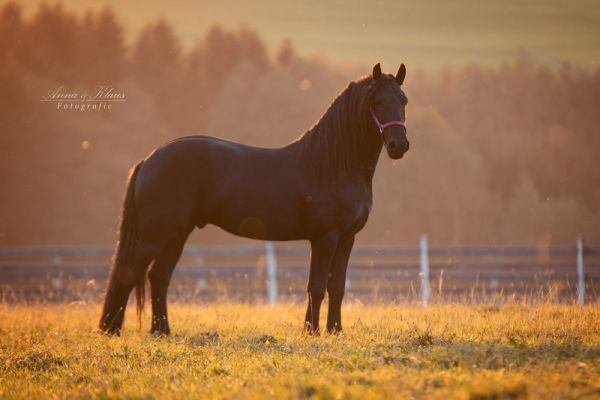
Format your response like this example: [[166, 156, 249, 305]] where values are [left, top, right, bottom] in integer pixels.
[[298, 79, 311, 91]]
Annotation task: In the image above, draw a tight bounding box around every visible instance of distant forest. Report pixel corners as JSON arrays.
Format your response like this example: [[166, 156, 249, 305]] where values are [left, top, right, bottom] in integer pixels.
[[1, 2, 599, 246]]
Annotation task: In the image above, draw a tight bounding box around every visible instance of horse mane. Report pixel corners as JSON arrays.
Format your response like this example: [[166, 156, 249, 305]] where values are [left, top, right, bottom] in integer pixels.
[[295, 75, 376, 183]]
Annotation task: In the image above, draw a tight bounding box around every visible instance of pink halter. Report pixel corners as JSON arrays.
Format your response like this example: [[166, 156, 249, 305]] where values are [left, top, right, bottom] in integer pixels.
[[370, 107, 406, 133]]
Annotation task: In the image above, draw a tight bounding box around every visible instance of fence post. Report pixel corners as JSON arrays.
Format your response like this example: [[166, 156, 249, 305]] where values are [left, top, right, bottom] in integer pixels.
[[265, 241, 278, 305], [577, 236, 585, 305], [420, 234, 430, 306]]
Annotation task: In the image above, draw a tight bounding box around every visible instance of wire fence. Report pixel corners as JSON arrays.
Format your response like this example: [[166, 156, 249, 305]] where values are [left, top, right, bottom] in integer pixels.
[[0, 236, 599, 304]]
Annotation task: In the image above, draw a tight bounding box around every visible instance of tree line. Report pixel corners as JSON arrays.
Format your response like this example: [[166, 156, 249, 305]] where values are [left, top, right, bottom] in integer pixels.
[[0, 2, 598, 246]]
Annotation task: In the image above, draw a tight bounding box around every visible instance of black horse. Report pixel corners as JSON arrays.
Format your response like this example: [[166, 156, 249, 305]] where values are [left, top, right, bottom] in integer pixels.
[[99, 63, 409, 335]]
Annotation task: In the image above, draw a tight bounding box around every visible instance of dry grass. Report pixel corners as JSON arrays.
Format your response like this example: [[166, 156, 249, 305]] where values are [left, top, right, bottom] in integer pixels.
[[0, 302, 599, 399]]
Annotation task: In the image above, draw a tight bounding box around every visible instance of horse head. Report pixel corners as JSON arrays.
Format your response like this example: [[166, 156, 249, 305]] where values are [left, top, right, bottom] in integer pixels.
[[369, 63, 409, 159]]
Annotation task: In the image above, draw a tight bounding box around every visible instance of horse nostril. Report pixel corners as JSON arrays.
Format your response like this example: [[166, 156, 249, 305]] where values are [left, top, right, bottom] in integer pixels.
[[389, 140, 397, 150], [404, 141, 410, 152]]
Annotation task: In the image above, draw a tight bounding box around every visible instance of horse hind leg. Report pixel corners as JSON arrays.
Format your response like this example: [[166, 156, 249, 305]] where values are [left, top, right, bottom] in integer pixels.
[[99, 239, 161, 335], [148, 229, 192, 335]]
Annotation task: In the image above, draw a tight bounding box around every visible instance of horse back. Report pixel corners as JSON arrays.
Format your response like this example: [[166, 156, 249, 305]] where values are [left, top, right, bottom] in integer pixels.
[[135, 135, 310, 240]]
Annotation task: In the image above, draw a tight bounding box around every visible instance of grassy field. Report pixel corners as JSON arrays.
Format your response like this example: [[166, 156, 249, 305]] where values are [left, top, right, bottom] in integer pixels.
[[0, 302, 599, 399]]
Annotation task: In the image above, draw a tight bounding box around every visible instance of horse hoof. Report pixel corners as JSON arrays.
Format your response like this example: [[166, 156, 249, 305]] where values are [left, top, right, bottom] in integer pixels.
[[326, 323, 343, 335], [150, 325, 171, 337], [150, 330, 170, 338], [96, 327, 121, 336], [303, 325, 320, 336]]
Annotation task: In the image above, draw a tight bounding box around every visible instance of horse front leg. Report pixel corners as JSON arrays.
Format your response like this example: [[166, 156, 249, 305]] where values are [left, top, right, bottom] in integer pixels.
[[326, 235, 354, 334], [304, 231, 339, 335]]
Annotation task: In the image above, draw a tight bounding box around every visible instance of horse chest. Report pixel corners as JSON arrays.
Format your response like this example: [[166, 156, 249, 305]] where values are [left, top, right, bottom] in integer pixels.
[[352, 193, 373, 232], [302, 181, 372, 236]]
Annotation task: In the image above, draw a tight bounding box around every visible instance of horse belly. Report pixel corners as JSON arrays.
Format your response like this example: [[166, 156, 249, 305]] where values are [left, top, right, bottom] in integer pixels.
[[201, 169, 306, 241], [207, 195, 304, 241]]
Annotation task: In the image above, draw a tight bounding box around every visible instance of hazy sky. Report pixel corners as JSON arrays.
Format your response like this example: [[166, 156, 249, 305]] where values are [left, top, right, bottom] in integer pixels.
[[14, 0, 600, 69]]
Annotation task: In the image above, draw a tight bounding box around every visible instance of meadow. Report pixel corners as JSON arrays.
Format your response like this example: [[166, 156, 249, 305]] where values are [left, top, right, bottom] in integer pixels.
[[0, 302, 598, 399]]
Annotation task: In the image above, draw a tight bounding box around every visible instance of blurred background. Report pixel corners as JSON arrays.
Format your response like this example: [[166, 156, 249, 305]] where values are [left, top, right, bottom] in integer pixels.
[[0, 1, 599, 302], [1, 0, 600, 247]]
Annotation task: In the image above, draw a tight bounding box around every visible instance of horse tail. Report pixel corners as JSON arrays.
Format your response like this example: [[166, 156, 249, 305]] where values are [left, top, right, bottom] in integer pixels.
[[99, 160, 144, 333], [114, 160, 143, 287]]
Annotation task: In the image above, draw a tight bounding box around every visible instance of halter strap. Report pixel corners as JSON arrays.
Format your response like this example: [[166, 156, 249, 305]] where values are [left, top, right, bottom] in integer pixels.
[[370, 107, 406, 133]]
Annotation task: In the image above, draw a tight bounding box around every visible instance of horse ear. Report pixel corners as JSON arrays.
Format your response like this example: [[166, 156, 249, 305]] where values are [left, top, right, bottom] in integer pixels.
[[372, 63, 382, 80], [396, 64, 406, 85]]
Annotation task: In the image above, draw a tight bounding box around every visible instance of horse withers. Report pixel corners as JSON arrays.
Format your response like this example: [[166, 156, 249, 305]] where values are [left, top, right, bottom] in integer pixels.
[[99, 63, 409, 336]]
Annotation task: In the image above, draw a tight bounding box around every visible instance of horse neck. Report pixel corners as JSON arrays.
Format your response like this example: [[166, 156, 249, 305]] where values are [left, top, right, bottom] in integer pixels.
[[332, 94, 384, 179], [294, 100, 383, 184], [361, 133, 384, 180]]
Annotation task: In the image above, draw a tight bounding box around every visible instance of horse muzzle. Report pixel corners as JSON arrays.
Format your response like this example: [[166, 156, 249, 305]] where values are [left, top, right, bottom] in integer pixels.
[[385, 136, 409, 159]]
